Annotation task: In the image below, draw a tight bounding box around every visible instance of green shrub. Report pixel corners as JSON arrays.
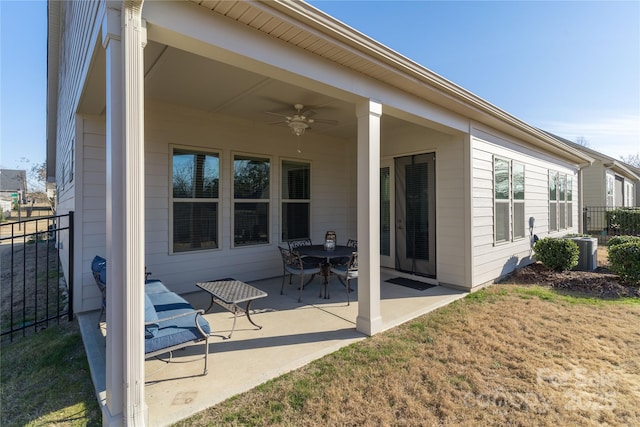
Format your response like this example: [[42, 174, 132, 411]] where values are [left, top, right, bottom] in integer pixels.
[[606, 208, 640, 235], [608, 241, 640, 284], [533, 237, 579, 271], [563, 233, 591, 238], [607, 235, 640, 247]]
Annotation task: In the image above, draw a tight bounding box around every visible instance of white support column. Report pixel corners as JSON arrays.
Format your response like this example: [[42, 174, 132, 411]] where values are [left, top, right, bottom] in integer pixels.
[[355, 100, 383, 336], [102, 1, 146, 425]]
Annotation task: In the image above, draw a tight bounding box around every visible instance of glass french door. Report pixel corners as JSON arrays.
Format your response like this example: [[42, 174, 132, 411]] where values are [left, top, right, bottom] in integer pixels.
[[394, 153, 436, 277]]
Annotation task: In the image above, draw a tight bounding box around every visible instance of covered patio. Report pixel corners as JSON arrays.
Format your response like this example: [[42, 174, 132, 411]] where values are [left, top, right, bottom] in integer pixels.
[[79, 271, 466, 426]]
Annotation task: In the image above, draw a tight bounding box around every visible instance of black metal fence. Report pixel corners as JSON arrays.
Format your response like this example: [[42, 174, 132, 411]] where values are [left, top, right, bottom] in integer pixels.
[[0, 212, 74, 342], [583, 206, 640, 244]]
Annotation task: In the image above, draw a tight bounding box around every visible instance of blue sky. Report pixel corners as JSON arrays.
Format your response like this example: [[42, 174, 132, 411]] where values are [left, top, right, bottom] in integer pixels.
[[1, 1, 638, 177], [1, 1, 47, 174]]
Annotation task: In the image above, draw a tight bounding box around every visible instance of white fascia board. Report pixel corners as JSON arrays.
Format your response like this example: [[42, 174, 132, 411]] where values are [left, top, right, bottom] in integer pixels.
[[603, 161, 640, 181], [142, 0, 468, 133], [46, 0, 61, 180], [265, 0, 593, 163], [472, 122, 591, 168]]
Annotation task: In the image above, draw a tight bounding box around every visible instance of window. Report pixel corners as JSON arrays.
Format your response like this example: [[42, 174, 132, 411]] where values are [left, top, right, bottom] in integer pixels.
[[606, 174, 614, 207], [494, 158, 510, 243], [625, 182, 633, 207], [549, 171, 558, 231], [567, 175, 573, 228], [494, 158, 525, 244], [171, 148, 219, 253], [512, 163, 525, 239], [558, 174, 566, 229], [549, 170, 574, 232], [234, 154, 270, 246], [281, 160, 310, 241], [380, 167, 391, 256]]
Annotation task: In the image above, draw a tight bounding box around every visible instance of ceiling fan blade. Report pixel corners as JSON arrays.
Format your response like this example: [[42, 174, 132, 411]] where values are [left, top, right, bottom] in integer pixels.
[[312, 118, 339, 125], [300, 108, 317, 118], [268, 120, 288, 125], [265, 111, 290, 118]]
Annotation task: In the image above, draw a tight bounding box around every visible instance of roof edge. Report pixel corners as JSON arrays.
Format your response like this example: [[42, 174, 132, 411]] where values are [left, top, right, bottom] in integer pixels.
[[262, 1, 593, 165], [46, 0, 61, 181]]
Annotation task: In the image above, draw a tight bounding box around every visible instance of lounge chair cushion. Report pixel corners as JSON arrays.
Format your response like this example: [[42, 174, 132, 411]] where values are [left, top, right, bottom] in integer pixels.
[[144, 289, 211, 354], [144, 293, 159, 338], [144, 279, 171, 295]]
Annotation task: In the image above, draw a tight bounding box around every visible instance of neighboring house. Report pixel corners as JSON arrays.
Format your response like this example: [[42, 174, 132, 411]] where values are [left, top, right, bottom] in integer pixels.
[[626, 163, 640, 207], [0, 169, 27, 202], [47, 1, 592, 424], [546, 133, 639, 236], [551, 136, 639, 208]]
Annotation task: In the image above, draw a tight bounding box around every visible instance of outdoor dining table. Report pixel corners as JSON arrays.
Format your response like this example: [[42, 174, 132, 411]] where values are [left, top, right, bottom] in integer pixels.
[[296, 244, 355, 290]]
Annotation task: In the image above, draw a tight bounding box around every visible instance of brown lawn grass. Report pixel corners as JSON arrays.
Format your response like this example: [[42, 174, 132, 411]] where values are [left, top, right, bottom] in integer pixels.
[[177, 283, 640, 426]]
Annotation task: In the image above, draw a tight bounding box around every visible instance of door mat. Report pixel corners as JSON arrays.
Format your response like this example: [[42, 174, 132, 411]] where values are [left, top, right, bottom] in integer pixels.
[[385, 277, 436, 291]]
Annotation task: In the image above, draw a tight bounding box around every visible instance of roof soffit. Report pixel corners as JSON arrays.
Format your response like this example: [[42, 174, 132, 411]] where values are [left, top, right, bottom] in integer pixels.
[[188, 1, 591, 165]]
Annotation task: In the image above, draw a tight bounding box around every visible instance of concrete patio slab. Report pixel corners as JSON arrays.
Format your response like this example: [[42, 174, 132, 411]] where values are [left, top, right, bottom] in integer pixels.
[[78, 273, 466, 426]]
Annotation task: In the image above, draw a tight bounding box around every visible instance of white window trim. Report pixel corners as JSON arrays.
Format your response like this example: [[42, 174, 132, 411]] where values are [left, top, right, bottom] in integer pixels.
[[549, 170, 574, 233], [280, 157, 312, 243], [231, 151, 272, 248], [169, 144, 221, 255], [493, 156, 511, 245], [512, 162, 525, 241]]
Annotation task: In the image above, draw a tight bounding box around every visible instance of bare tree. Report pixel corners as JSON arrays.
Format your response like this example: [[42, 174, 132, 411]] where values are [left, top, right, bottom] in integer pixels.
[[620, 153, 640, 168], [29, 162, 47, 192], [575, 136, 589, 147]]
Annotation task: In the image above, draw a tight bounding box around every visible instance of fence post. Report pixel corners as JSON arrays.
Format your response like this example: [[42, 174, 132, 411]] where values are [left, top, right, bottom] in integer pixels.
[[67, 211, 74, 321], [582, 207, 588, 234]]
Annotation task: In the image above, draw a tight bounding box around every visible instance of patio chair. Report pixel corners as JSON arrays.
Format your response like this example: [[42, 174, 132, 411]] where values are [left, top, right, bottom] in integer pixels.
[[329, 251, 358, 305], [346, 238, 358, 250], [279, 246, 322, 302], [287, 238, 312, 250], [91, 255, 107, 327], [287, 238, 322, 281]]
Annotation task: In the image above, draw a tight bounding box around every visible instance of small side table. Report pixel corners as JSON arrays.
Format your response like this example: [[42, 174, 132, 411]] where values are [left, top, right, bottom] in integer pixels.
[[196, 279, 268, 339]]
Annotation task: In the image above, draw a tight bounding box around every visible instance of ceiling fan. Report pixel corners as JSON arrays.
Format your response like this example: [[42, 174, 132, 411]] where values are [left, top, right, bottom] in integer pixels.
[[265, 103, 337, 137]]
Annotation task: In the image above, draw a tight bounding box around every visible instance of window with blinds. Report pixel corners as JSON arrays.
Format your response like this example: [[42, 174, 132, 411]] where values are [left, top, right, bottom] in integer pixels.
[[494, 157, 510, 243], [549, 171, 558, 232], [494, 157, 525, 244], [512, 162, 525, 239], [549, 170, 573, 232], [171, 148, 219, 253], [234, 154, 270, 246], [281, 160, 310, 241], [380, 167, 391, 256]]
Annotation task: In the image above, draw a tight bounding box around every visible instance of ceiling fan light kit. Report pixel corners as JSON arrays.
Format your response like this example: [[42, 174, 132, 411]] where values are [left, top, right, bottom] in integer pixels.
[[289, 119, 309, 136], [265, 103, 337, 152]]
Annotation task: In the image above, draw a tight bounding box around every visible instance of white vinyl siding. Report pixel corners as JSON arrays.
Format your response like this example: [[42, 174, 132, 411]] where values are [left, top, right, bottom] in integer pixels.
[[55, 1, 102, 194], [139, 103, 351, 295], [471, 129, 578, 287]]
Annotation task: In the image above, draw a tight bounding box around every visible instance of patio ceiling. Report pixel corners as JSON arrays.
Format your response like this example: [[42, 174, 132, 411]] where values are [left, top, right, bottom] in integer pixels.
[[80, 39, 410, 142]]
